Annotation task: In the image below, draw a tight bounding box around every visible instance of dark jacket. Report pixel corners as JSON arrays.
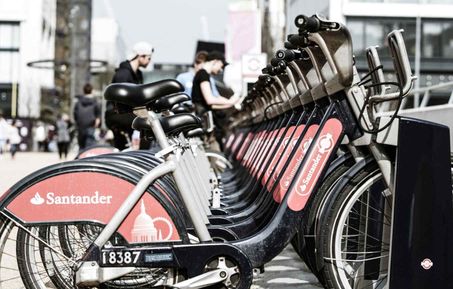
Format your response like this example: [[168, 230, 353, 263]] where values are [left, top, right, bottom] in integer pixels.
[[105, 61, 143, 131], [107, 61, 144, 115], [111, 61, 143, 84], [74, 95, 100, 130]]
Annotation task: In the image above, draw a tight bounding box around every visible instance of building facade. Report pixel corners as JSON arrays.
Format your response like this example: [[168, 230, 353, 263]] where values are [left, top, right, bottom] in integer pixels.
[[287, 0, 453, 107], [0, 0, 55, 118]]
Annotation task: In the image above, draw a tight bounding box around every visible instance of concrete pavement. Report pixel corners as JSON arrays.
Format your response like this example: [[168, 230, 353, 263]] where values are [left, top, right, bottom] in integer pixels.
[[0, 151, 76, 194]]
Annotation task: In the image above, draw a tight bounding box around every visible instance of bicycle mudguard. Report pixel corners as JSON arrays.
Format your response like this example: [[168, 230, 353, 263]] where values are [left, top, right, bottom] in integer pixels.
[[76, 144, 119, 159], [0, 161, 189, 244]]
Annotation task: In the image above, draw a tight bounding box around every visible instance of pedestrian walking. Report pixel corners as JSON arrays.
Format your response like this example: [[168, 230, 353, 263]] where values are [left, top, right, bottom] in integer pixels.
[[73, 83, 101, 151], [105, 41, 154, 150], [56, 113, 71, 160]]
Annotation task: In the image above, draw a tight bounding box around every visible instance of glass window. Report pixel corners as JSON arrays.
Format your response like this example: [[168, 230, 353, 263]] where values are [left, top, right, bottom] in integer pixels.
[[365, 22, 385, 50], [0, 52, 19, 83], [425, 0, 453, 3], [0, 22, 20, 50], [422, 20, 453, 58], [347, 18, 416, 57], [349, 0, 420, 2], [423, 22, 443, 57], [349, 21, 365, 52], [441, 22, 453, 57], [349, 0, 383, 2], [386, 0, 419, 3]]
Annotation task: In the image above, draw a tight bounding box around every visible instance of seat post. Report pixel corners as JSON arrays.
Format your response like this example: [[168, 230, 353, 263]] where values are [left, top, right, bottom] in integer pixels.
[[134, 108, 171, 151]]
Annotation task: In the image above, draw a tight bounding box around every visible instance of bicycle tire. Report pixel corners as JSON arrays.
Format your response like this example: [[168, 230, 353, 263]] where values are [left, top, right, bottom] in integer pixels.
[[318, 162, 390, 289], [292, 153, 354, 284]]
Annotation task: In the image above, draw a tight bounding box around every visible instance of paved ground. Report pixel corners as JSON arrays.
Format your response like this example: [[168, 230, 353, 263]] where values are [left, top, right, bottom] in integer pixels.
[[0, 151, 324, 289], [0, 151, 76, 194], [252, 245, 323, 289]]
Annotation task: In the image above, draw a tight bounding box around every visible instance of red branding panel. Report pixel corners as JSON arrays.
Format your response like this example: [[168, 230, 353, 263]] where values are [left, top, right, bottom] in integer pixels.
[[252, 129, 277, 177], [264, 126, 296, 189], [78, 147, 118, 159], [248, 131, 269, 172], [271, 125, 305, 184], [273, 124, 319, 203], [236, 132, 253, 160], [225, 134, 235, 150], [243, 131, 264, 168], [231, 133, 244, 157], [255, 128, 281, 177], [260, 128, 286, 185], [287, 119, 343, 211], [6, 172, 180, 242]]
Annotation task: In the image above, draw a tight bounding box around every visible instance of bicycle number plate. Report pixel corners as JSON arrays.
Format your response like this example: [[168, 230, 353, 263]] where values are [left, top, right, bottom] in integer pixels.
[[101, 250, 141, 266], [100, 248, 175, 267]]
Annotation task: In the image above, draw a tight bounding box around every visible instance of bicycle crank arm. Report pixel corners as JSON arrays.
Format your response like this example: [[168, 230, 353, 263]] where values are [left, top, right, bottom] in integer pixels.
[[171, 268, 227, 289]]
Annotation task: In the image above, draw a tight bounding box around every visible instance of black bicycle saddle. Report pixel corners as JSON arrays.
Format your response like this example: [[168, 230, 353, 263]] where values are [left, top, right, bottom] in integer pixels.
[[185, 128, 205, 138], [153, 92, 190, 112], [104, 79, 184, 108], [132, 113, 202, 136]]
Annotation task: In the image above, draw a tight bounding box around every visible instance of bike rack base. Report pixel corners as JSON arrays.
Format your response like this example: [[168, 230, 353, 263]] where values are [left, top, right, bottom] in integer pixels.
[[390, 117, 453, 289]]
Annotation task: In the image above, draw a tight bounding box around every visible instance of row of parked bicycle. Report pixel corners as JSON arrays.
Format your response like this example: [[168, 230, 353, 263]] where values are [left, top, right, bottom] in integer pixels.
[[0, 14, 451, 289]]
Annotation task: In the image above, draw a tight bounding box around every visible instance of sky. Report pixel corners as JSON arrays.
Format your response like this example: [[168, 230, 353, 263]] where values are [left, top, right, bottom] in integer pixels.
[[93, 0, 229, 64]]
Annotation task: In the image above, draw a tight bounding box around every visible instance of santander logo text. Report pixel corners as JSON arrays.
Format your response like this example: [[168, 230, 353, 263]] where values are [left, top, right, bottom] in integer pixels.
[[288, 118, 343, 211], [30, 191, 112, 205], [296, 133, 334, 196]]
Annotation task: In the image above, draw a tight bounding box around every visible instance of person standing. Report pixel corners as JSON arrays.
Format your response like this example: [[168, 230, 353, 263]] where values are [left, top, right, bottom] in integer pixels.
[[7, 120, 21, 160], [191, 51, 240, 150], [105, 41, 154, 150], [56, 113, 71, 160], [34, 122, 47, 152], [74, 83, 101, 151], [0, 110, 8, 155], [176, 51, 220, 98]]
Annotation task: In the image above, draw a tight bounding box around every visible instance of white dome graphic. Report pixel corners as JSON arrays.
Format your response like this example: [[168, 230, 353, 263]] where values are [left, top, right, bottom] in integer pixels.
[[131, 200, 161, 242]]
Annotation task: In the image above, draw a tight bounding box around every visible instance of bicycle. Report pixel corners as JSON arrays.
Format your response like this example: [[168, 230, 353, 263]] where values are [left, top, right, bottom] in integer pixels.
[[0, 14, 451, 289]]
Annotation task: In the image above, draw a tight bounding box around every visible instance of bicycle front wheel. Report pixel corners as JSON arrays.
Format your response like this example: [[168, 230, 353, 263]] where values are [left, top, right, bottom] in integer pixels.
[[319, 165, 391, 289], [0, 214, 180, 289]]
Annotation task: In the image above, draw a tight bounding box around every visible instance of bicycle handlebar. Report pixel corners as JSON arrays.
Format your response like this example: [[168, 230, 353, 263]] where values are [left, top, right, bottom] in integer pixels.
[[284, 41, 298, 50], [287, 34, 308, 48], [275, 49, 304, 62], [294, 14, 340, 33]]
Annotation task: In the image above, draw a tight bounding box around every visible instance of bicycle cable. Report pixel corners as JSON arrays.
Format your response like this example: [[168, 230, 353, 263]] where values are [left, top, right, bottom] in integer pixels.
[[358, 81, 403, 134], [264, 101, 283, 120]]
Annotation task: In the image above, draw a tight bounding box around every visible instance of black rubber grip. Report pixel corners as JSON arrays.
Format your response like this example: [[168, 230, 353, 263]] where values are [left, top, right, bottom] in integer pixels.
[[270, 58, 280, 67], [284, 41, 297, 50], [294, 15, 320, 32], [288, 34, 307, 47], [264, 64, 277, 76], [276, 49, 294, 62]]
